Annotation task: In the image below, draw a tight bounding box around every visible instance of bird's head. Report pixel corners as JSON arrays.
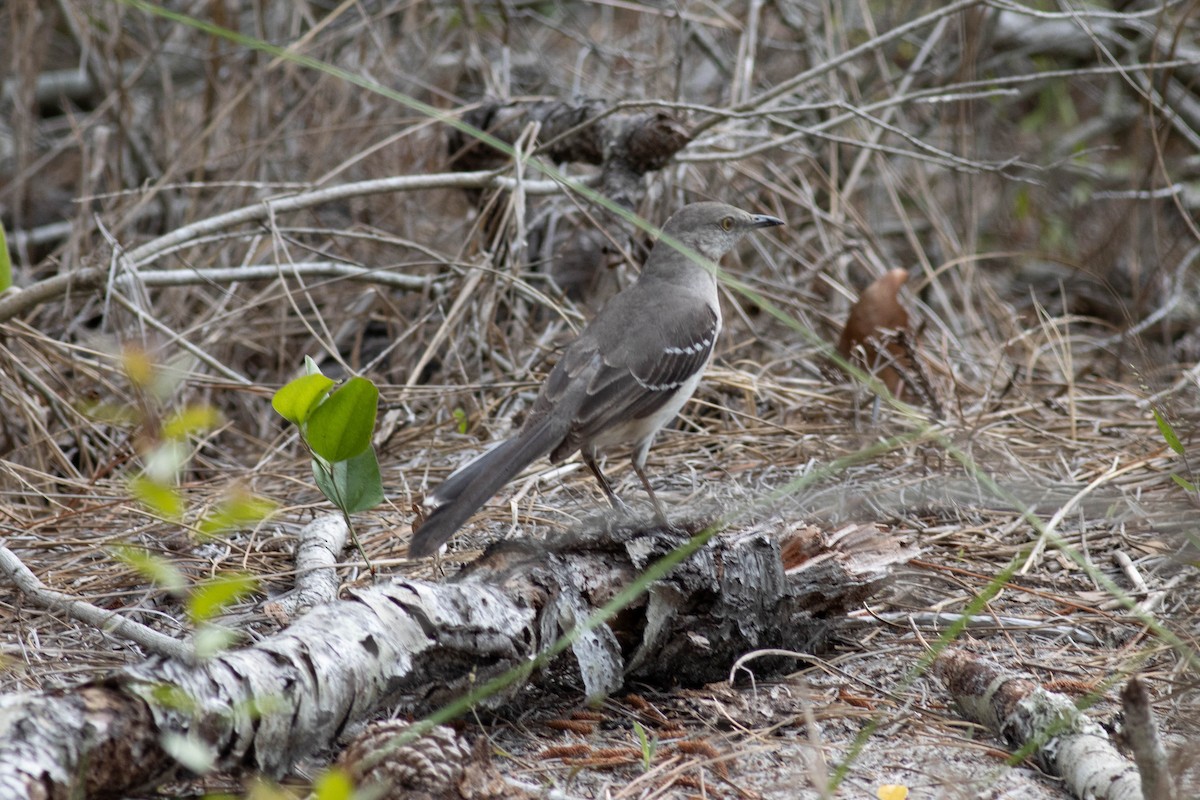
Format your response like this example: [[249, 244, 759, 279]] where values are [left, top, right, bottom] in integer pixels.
[[658, 201, 785, 263]]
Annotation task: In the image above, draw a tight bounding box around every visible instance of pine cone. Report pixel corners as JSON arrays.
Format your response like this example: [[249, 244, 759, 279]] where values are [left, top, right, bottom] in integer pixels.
[[338, 720, 472, 796]]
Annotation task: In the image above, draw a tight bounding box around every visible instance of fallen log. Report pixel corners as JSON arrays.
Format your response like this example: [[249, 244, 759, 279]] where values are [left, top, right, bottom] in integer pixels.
[[934, 649, 1148, 800], [0, 515, 911, 799]]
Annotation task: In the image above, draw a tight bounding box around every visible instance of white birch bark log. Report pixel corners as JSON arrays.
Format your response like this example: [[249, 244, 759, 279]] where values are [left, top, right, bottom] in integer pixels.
[[0, 518, 910, 799], [935, 649, 1145, 800], [261, 514, 349, 622]]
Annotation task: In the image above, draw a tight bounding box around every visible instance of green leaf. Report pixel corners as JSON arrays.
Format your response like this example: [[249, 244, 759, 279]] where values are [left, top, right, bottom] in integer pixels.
[[305, 376, 378, 462], [112, 545, 188, 595], [245, 780, 301, 800], [1170, 473, 1197, 493], [633, 720, 654, 771], [187, 572, 257, 623], [162, 404, 223, 441], [312, 457, 336, 506], [1013, 186, 1031, 221], [77, 399, 139, 426], [142, 440, 191, 485], [149, 351, 193, 403], [161, 731, 217, 774], [1153, 408, 1184, 455], [238, 693, 285, 721], [312, 768, 355, 800], [129, 474, 185, 520], [147, 681, 198, 713], [192, 625, 240, 659], [0, 218, 12, 292], [453, 407, 469, 434], [272, 372, 335, 425], [122, 346, 157, 389], [304, 355, 322, 375], [312, 446, 384, 514], [197, 492, 277, 538]]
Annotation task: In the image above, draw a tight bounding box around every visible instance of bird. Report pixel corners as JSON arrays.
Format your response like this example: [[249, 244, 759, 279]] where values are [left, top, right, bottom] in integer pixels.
[[408, 201, 785, 557]]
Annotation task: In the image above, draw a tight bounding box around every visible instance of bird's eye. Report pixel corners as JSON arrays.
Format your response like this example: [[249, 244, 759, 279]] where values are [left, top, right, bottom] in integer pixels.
[[721, 216, 734, 231]]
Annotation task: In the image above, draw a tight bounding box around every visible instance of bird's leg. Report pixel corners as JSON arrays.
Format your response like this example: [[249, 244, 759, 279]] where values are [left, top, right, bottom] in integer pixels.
[[632, 463, 670, 527], [582, 452, 632, 513]]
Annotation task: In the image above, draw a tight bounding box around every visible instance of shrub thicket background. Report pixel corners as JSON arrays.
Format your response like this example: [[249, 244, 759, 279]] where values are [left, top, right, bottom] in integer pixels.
[[1, 1, 1198, 797]]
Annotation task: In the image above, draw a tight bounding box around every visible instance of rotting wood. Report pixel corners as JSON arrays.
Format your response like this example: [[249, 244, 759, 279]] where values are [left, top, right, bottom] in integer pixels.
[[448, 98, 690, 203], [934, 649, 1145, 800], [448, 98, 690, 299], [0, 516, 910, 799]]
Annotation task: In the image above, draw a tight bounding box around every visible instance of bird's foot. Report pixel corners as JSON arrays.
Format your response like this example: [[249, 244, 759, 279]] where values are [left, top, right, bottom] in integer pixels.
[[605, 494, 634, 516]]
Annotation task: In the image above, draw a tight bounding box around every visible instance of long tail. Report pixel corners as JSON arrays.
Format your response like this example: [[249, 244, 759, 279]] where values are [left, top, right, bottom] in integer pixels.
[[408, 416, 564, 557]]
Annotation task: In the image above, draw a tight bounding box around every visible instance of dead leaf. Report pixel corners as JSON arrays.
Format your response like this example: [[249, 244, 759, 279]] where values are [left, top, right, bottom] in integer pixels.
[[836, 268, 913, 396]]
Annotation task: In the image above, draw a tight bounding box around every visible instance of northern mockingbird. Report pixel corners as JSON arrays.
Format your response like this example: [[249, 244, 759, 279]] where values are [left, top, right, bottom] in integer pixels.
[[408, 201, 784, 557]]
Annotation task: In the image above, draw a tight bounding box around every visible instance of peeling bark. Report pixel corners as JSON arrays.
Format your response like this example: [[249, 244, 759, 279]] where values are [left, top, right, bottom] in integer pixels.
[[0, 517, 909, 799], [934, 649, 1144, 800], [261, 514, 349, 623], [1121, 676, 1177, 800], [0, 685, 176, 799]]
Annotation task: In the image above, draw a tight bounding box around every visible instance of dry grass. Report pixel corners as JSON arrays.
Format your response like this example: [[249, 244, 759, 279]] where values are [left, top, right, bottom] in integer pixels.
[[2, 1, 1199, 797]]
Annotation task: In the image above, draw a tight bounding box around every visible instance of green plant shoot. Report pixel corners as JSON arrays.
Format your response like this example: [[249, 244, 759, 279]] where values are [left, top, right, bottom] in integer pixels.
[[273, 365, 386, 569]]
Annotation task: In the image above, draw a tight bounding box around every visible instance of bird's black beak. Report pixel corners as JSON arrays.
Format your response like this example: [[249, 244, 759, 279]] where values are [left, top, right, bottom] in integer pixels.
[[751, 214, 785, 228]]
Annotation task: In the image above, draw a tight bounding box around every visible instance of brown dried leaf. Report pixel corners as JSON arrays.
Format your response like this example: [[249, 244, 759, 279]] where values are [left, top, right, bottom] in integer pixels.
[[836, 268, 912, 395]]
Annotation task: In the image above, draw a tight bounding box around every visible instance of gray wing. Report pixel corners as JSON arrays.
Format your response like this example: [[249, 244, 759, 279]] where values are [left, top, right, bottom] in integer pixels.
[[531, 296, 719, 461]]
